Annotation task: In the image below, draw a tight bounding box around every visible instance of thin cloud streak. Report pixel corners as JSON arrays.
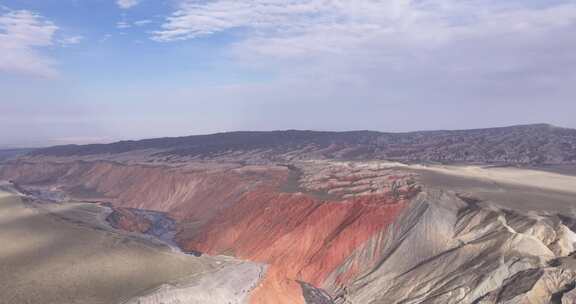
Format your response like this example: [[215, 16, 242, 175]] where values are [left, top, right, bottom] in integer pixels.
[[117, 0, 140, 9]]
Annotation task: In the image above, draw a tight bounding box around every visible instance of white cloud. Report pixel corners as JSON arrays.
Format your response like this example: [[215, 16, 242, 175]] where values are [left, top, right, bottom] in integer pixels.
[[134, 19, 152, 26], [153, 1, 576, 52], [60, 35, 83, 46], [117, 20, 131, 29], [151, 0, 576, 113], [99, 33, 113, 43], [118, 19, 153, 29], [117, 0, 140, 9], [0, 9, 59, 77]]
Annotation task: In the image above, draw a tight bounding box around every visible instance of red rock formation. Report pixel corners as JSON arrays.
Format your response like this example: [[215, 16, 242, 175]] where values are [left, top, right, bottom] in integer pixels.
[[181, 186, 417, 304], [1, 160, 419, 304]]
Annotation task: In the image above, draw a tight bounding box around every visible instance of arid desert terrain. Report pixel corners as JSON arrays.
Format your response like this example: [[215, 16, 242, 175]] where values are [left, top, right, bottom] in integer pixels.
[[2, 124, 576, 304]]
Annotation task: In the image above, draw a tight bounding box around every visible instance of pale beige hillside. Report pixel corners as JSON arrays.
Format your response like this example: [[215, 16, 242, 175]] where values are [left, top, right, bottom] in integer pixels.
[[0, 191, 260, 304]]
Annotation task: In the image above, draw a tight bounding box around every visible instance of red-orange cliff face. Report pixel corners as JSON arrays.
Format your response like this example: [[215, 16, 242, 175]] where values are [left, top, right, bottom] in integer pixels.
[[181, 185, 417, 304]]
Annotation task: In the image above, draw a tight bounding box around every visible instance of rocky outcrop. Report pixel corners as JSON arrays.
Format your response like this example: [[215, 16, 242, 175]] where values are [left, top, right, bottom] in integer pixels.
[[477, 268, 576, 304], [301, 282, 335, 304], [561, 284, 576, 303], [106, 207, 153, 233]]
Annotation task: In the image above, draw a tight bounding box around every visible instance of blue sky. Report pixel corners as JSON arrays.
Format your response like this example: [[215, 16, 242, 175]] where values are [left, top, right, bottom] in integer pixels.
[[1, 0, 575, 147]]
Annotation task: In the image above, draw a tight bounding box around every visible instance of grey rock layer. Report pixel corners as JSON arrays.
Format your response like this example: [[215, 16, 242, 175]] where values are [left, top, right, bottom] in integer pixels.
[[331, 191, 576, 304]]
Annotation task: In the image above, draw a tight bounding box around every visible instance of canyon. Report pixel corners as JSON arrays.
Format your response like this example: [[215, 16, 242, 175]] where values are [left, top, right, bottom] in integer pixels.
[[1, 124, 576, 304]]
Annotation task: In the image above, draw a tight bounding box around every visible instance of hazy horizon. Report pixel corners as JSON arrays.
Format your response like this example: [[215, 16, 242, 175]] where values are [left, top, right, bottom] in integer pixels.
[[0, 122, 570, 150], [2, 0, 575, 147]]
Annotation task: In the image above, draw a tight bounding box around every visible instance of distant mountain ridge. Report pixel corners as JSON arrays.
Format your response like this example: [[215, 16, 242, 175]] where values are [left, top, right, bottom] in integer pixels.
[[0, 148, 35, 162], [26, 124, 576, 165]]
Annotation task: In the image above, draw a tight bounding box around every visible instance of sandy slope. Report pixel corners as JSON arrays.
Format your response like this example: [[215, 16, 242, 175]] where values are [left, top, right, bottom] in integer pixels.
[[395, 164, 576, 214], [0, 191, 256, 304], [411, 164, 576, 194]]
